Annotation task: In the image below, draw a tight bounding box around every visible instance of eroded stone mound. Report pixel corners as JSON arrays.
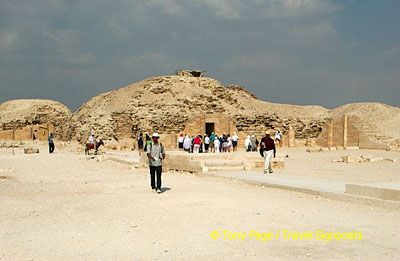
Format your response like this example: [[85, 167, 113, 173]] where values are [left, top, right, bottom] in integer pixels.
[[66, 75, 328, 143], [0, 99, 72, 137], [328, 102, 400, 149]]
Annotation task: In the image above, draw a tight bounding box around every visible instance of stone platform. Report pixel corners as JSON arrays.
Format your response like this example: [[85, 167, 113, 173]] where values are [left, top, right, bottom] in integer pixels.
[[346, 183, 400, 201], [139, 151, 285, 174]]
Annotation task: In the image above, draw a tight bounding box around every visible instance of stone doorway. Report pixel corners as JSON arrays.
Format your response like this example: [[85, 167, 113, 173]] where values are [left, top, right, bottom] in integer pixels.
[[205, 123, 215, 136]]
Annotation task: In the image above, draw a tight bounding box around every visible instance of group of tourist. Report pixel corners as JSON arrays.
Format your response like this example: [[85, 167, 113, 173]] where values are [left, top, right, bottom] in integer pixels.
[[176, 130, 282, 154], [46, 128, 281, 194], [177, 132, 240, 153], [77, 129, 282, 194]]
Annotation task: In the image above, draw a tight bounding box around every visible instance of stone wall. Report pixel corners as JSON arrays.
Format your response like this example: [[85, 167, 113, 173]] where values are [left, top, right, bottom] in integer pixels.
[[0, 124, 54, 141], [316, 115, 360, 147], [182, 113, 237, 137]]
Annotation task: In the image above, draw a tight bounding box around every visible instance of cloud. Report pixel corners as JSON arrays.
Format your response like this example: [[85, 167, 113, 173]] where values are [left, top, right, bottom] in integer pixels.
[[133, 0, 339, 20], [0, 29, 18, 49], [201, 0, 242, 19], [0, 0, 398, 110], [143, 0, 186, 16], [225, 53, 300, 70], [380, 45, 400, 65]]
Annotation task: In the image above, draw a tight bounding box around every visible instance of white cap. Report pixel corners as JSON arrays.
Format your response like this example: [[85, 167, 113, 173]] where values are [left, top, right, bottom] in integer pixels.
[[152, 132, 160, 138]]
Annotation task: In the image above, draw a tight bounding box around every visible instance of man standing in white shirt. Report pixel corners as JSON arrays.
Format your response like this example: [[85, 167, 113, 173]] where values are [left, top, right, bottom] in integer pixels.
[[275, 130, 282, 147], [204, 135, 210, 153], [232, 132, 239, 152], [146, 133, 166, 194]]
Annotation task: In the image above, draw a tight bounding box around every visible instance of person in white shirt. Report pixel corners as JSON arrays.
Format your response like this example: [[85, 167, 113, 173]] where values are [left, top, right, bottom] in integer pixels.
[[183, 135, 192, 153], [204, 135, 210, 153], [88, 133, 95, 145], [275, 130, 282, 147], [232, 132, 239, 152], [214, 136, 221, 153], [177, 134, 184, 150], [226, 135, 232, 153], [245, 135, 251, 152]]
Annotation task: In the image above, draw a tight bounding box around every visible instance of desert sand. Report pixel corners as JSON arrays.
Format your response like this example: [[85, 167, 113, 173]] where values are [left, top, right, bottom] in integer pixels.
[[1, 144, 399, 260]]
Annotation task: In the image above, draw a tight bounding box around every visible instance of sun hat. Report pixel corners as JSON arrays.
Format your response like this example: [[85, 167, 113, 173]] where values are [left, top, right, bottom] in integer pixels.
[[152, 132, 160, 138]]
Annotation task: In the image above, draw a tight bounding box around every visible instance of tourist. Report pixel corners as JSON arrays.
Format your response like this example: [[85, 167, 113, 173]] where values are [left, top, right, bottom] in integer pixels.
[[250, 135, 257, 151], [222, 134, 227, 153], [137, 132, 144, 156], [232, 132, 239, 152], [219, 135, 224, 153], [178, 133, 184, 150], [245, 135, 251, 152], [275, 130, 282, 147], [183, 135, 191, 153], [226, 134, 232, 153], [214, 135, 221, 153], [48, 133, 55, 154], [146, 133, 166, 194], [209, 132, 216, 153], [260, 131, 276, 174], [88, 132, 95, 145], [193, 135, 202, 153], [199, 135, 204, 153], [204, 134, 210, 153], [144, 133, 151, 151]]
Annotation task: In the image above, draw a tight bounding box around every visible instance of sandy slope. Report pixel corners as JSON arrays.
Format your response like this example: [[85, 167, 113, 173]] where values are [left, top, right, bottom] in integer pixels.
[[328, 102, 400, 140]]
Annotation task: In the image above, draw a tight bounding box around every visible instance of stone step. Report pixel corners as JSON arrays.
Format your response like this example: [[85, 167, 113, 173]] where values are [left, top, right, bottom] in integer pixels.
[[204, 160, 244, 167], [207, 165, 245, 171]]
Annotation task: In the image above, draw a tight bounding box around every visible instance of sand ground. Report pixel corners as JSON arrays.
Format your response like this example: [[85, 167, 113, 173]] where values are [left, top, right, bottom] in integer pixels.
[[1, 146, 400, 260]]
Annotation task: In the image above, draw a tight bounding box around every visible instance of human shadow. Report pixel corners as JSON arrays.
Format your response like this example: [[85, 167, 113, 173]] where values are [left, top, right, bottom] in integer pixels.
[[160, 187, 171, 193]]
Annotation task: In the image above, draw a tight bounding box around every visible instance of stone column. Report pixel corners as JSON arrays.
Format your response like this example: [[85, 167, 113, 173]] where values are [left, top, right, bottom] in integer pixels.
[[288, 126, 295, 148], [343, 114, 348, 147], [280, 134, 286, 148], [328, 122, 333, 147]]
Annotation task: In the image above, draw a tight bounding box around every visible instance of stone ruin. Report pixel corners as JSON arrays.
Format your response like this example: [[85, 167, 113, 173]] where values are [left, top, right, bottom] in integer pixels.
[[1, 75, 399, 152], [316, 114, 396, 150], [0, 99, 72, 142], [62, 74, 330, 149], [175, 69, 205, 77]]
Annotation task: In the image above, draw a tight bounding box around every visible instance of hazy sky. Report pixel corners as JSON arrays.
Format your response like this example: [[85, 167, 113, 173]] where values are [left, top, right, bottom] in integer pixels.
[[0, 0, 399, 110]]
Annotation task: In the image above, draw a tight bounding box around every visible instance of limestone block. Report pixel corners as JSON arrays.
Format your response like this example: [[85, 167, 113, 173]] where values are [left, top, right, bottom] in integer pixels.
[[345, 184, 400, 201], [343, 155, 363, 163], [369, 157, 384, 163], [306, 147, 321, 153], [24, 148, 39, 154], [345, 146, 360, 150]]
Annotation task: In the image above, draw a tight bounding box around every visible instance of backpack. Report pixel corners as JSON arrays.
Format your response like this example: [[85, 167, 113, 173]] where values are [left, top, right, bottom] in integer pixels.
[[259, 146, 264, 158], [138, 136, 144, 146]]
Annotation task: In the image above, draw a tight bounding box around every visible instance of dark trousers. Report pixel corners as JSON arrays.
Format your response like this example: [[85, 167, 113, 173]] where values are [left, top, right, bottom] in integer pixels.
[[150, 166, 162, 190], [49, 143, 55, 153]]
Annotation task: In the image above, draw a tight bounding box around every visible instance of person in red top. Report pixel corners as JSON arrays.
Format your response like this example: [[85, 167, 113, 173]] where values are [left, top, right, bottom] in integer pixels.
[[260, 131, 276, 174], [193, 135, 202, 153]]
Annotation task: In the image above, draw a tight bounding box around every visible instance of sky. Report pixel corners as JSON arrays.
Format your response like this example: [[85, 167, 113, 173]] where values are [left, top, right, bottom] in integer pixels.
[[0, 0, 399, 110]]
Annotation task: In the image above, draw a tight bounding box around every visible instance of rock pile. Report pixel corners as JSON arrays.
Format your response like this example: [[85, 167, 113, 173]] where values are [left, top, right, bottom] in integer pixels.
[[332, 155, 398, 163], [64, 75, 329, 142], [0, 99, 72, 138]]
